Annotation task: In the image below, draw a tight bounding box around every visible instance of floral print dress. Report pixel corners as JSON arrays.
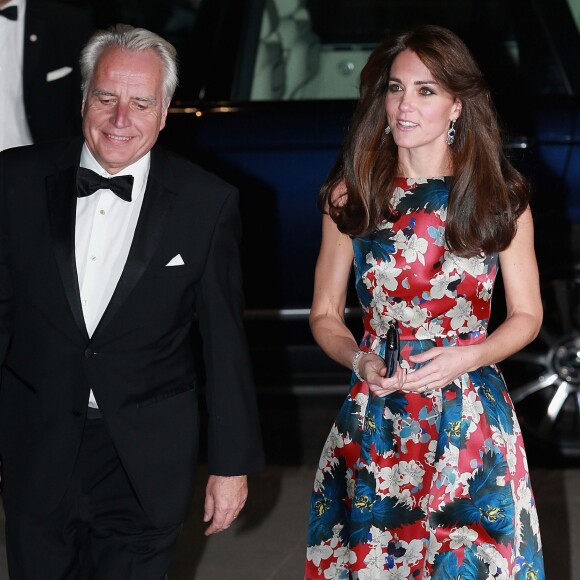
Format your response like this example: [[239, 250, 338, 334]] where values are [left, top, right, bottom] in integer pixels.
[[305, 177, 544, 579]]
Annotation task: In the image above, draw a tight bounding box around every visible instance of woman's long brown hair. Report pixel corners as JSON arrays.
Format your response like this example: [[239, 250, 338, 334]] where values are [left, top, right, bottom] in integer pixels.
[[319, 24, 530, 257]]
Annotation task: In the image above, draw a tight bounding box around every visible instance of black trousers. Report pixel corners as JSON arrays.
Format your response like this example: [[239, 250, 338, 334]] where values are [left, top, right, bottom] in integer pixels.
[[4, 417, 183, 580]]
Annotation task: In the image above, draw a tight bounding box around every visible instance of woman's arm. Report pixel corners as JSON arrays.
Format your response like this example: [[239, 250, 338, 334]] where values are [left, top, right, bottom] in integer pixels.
[[474, 206, 542, 363], [310, 213, 406, 395], [309, 213, 358, 367], [403, 206, 542, 391]]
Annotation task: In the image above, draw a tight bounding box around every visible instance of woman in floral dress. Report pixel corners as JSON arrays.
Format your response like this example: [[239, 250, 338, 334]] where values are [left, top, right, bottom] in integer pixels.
[[305, 25, 544, 579]]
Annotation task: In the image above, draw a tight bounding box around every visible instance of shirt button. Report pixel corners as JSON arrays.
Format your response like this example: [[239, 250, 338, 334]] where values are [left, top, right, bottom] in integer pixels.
[[90, 255, 97, 261], [100, 210, 105, 215]]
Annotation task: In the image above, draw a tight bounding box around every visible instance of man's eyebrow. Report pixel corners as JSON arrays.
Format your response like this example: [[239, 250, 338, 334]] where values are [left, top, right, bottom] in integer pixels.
[[91, 90, 157, 104], [134, 96, 157, 104], [92, 89, 115, 97]]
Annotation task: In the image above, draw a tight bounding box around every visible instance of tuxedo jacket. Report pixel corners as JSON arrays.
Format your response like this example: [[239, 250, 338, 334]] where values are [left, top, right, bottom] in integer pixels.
[[0, 138, 265, 527], [23, 0, 93, 143]]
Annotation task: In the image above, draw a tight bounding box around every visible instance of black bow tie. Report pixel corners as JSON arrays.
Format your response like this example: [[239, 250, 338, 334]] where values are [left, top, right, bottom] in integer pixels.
[[0, 5, 17, 20], [77, 167, 134, 202]]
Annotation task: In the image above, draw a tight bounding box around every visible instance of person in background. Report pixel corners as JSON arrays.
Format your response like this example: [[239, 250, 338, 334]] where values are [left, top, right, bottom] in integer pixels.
[[0, 0, 92, 151], [305, 24, 545, 578], [0, 23, 264, 579]]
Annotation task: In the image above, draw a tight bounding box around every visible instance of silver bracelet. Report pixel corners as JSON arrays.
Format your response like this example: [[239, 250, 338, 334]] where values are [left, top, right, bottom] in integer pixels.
[[352, 350, 366, 382]]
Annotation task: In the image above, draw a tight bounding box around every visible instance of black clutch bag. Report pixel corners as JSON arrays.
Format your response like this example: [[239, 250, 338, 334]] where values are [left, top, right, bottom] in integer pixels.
[[383, 320, 400, 378]]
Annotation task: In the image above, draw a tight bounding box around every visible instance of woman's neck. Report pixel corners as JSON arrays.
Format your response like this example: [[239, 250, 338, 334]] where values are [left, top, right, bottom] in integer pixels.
[[397, 145, 453, 178]]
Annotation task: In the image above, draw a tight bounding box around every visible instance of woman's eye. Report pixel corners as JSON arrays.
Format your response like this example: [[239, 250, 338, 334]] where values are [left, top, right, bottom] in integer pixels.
[[388, 84, 402, 93]]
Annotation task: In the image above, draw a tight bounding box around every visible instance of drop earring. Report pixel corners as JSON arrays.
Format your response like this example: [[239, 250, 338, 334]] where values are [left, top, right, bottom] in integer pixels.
[[384, 126, 391, 135], [447, 120, 456, 145]]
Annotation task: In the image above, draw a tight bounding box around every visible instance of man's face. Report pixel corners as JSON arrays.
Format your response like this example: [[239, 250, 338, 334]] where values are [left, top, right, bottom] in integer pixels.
[[82, 47, 169, 174]]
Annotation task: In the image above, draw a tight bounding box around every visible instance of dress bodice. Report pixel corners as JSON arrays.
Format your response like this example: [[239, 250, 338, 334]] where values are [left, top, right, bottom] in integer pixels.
[[353, 177, 498, 348]]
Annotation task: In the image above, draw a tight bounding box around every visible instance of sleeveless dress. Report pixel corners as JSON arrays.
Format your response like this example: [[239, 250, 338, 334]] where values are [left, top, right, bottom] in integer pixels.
[[305, 177, 544, 580]]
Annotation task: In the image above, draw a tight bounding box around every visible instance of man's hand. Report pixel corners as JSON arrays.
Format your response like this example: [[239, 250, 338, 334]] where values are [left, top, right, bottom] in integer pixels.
[[203, 474, 248, 536]]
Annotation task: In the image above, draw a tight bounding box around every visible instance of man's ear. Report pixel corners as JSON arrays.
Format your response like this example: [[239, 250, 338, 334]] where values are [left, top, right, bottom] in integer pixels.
[[159, 106, 169, 131]]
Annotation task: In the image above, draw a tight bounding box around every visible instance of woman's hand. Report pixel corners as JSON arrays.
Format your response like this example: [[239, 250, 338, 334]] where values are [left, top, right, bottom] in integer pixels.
[[360, 353, 406, 396], [402, 345, 481, 394]]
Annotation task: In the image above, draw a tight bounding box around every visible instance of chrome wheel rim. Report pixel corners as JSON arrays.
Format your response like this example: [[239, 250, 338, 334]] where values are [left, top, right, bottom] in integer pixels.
[[508, 272, 580, 456]]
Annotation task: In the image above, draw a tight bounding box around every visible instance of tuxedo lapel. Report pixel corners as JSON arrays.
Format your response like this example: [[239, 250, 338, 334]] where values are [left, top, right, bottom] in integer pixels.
[[91, 172, 178, 338], [47, 165, 89, 341], [47, 145, 178, 341], [23, 0, 47, 86]]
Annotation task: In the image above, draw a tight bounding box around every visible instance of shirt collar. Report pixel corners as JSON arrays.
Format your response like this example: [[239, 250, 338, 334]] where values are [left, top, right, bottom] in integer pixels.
[[0, 0, 23, 28], [80, 144, 151, 203], [1, 0, 22, 9], [0, 0, 22, 14]]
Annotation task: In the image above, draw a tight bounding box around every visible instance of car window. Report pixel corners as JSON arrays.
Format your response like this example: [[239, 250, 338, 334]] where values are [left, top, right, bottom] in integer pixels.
[[65, 0, 580, 102], [572, 0, 580, 26], [240, 0, 580, 101], [72, 0, 201, 46]]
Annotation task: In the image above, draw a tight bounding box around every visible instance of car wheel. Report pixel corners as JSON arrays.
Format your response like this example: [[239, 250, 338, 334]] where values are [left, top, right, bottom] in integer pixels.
[[507, 268, 580, 458]]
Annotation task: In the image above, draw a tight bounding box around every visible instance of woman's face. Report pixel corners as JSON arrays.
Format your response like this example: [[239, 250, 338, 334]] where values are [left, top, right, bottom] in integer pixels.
[[385, 49, 461, 156]]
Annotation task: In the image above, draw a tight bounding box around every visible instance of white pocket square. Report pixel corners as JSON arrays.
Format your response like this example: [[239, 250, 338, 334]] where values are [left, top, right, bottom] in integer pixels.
[[46, 66, 73, 82], [166, 254, 185, 266]]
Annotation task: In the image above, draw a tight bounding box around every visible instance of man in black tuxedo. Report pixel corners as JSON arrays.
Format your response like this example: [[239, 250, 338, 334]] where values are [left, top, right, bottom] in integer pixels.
[[0, 23, 264, 579], [0, 0, 92, 150]]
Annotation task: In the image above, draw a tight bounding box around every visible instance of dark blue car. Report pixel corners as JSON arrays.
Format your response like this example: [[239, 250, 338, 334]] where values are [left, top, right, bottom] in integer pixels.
[[76, 0, 580, 455]]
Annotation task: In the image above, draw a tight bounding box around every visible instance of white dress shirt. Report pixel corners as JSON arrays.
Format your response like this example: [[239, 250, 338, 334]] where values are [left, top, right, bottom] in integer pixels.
[[76, 145, 150, 407], [0, 0, 33, 151]]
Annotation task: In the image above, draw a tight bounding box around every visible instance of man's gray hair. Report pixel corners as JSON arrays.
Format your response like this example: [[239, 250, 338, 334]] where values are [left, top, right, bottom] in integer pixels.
[[80, 24, 179, 106]]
